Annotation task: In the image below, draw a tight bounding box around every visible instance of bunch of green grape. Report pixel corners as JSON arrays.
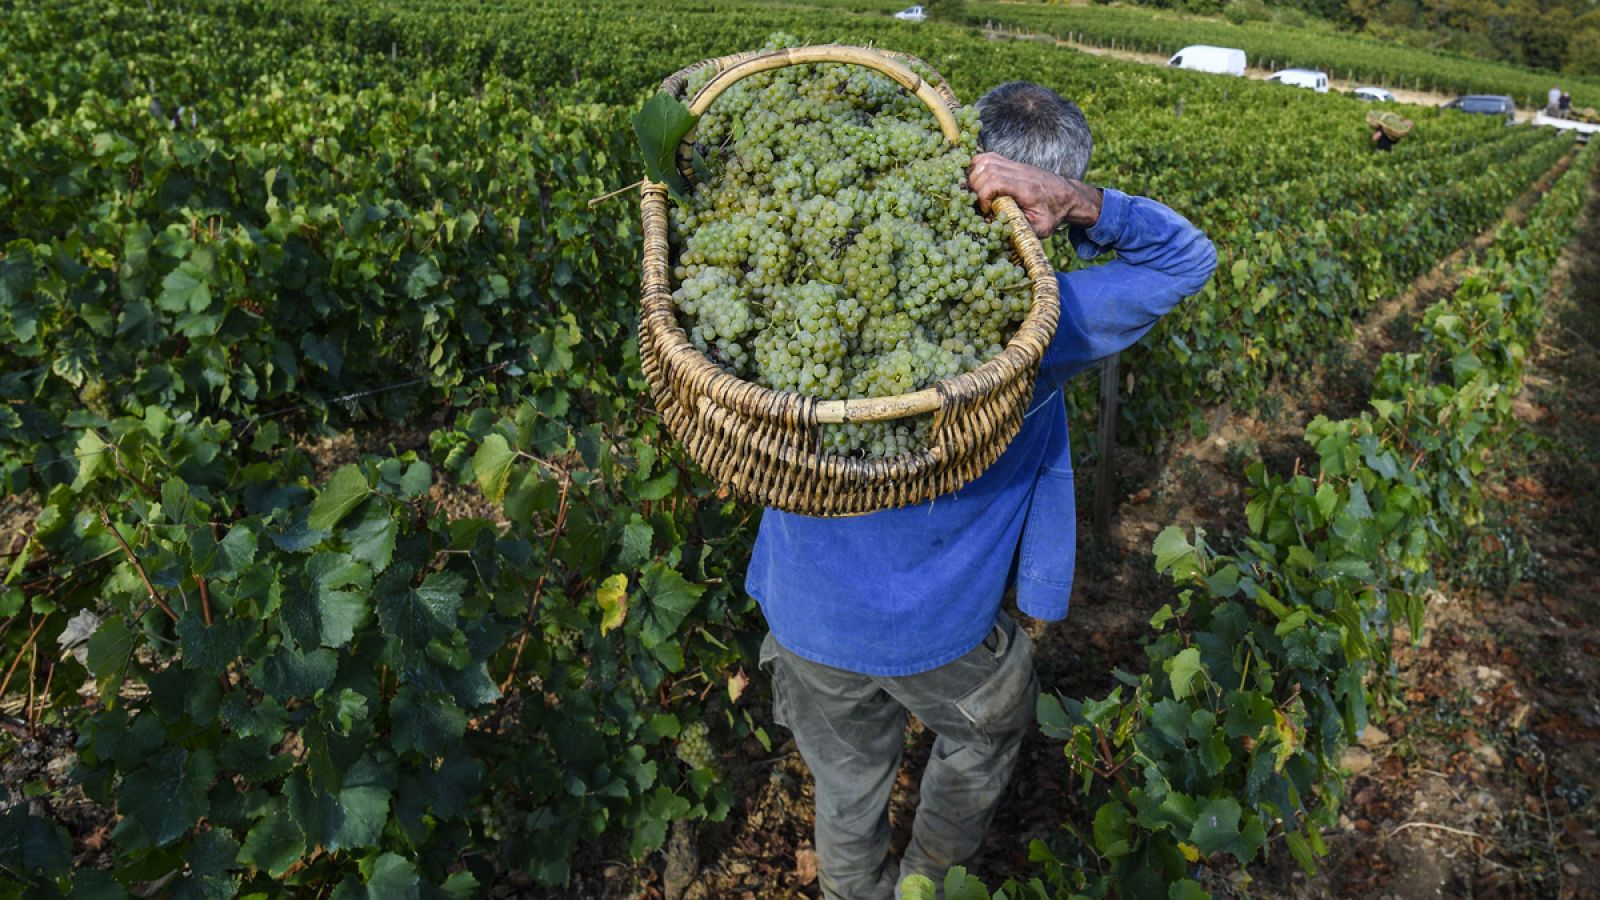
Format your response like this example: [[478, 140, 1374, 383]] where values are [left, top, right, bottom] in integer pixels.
[[668, 37, 1033, 458], [674, 720, 717, 772]]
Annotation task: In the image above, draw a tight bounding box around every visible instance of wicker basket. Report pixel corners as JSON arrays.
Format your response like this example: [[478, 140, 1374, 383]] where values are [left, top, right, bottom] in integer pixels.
[[639, 45, 1060, 517], [1367, 109, 1414, 141]]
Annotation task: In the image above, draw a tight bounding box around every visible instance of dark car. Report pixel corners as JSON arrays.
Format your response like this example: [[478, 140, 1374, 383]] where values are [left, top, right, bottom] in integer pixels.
[[1443, 95, 1516, 124]]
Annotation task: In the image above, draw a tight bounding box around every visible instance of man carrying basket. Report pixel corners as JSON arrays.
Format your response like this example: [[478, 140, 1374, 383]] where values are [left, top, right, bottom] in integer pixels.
[[749, 81, 1218, 899]]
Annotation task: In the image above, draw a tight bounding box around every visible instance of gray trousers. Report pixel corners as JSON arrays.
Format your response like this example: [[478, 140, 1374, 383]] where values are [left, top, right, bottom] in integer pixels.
[[759, 613, 1040, 900]]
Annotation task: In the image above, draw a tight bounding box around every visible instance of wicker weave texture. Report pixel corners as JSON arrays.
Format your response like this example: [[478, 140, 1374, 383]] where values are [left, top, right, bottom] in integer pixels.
[[639, 45, 1060, 517]]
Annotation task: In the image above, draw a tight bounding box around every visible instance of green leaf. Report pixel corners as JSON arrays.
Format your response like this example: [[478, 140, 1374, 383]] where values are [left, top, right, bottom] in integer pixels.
[[632, 92, 698, 198], [1167, 646, 1205, 700], [1092, 801, 1132, 858], [1168, 879, 1210, 900], [85, 615, 136, 702], [345, 507, 397, 573], [121, 746, 215, 846], [365, 852, 421, 900], [257, 642, 338, 700], [439, 871, 480, 900], [69, 868, 126, 899], [237, 797, 305, 878], [307, 553, 372, 647], [900, 875, 939, 900], [420, 749, 483, 821], [403, 258, 442, 300], [399, 461, 432, 498], [309, 465, 371, 532], [70, 430, 111, 490], [639, 564, 704, 651], [1036, 692, 1073, 740], [1190, 797, 1246, 861], [637, 470, 677, 501], [1153, 526, 1200, 582], [472, 434, 517, 503], [211, 525, 257, 581], [178, 615, 254, 675], [619, 514, 653, 568], [159, 261, 212, 314], [390, 688, 467, 758], [943, 866, 991, 900], [0, 804, 73, 882], [323, 754, 393, 851], [376, 570, 464, 671], [172, 829, 241, 900], [1285, 830, 1317, 876]]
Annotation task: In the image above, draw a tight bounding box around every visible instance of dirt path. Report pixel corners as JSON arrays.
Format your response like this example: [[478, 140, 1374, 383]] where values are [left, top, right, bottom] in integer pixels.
[[1230, 156, 1600, 900]]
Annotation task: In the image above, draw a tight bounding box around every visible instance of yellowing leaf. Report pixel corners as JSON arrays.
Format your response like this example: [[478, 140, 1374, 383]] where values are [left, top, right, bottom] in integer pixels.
[[1178, 842, 1201, 863], [597, 574, 629, 635], [1272, 709, 1299, 771], [728, 668, 749, 704]]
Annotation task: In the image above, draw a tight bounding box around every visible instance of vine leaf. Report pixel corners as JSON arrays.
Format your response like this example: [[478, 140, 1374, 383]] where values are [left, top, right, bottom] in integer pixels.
[[1190, 796, 1264, 863], [320, 754, 394, 851], [366, 852, 423, 899], [158, 261, 212, 314], [121, 746, 215, 846], [391, 688, 467, 758], [376, 570, 465, 672], [472, 434, 516, 503], [0, 804, 73, 880], [237, 797, 305, 878], [85, 615, 136, 704], [1168, 646, 1205, 701], [345, 505, 398, 573], [308, 465, 370, 532], [597, 573, 629, 635], [632, 92, 698, 200]]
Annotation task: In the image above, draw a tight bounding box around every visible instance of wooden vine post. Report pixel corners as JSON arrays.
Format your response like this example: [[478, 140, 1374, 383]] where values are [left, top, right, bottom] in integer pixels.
[[1093, 352, 1120, 543]]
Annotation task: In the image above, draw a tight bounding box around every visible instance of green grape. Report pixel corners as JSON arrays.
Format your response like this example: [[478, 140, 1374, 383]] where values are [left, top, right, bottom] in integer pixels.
[[668, 33, 1034, 458], [675, 720, 717, 772]]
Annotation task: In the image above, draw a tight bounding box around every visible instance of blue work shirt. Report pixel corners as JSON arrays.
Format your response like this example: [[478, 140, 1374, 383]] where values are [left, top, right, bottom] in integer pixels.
[[746, 188, 1218, 676]]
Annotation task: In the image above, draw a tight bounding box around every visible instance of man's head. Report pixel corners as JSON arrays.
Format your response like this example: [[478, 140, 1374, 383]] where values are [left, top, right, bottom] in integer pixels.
[[974, 82, 1093, 181]]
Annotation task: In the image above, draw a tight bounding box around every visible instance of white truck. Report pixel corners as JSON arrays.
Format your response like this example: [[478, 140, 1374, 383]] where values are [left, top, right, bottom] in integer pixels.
[[1266, 68, 1329, 92], [1167, 45, 1247, 76], [1533, 111, 1600, 142]]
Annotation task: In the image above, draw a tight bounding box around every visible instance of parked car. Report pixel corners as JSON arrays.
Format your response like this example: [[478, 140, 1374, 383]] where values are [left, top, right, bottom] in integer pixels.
[[1266, 69, 1329, 92], [1166, 45, 1247, 76], [893, 5, 926, 21], [1352, 86, 1395, 102], [1443, 95, 1516, 124]]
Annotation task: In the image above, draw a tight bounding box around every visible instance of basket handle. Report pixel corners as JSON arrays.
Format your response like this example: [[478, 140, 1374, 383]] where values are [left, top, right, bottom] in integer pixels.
[[685, 45, 963, 145]]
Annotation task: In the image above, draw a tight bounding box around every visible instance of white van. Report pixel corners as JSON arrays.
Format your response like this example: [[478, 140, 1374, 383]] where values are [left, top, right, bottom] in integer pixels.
[[1267, 68, 1329, 93], [1167, 45, 1247, 76]]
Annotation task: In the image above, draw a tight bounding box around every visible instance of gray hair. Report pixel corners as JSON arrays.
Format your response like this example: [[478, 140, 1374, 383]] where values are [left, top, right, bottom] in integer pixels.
[[974, 82, 1093, 180]]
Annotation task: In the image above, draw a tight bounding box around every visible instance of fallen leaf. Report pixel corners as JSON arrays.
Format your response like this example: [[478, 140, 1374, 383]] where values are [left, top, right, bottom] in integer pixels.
[[795, 845, 818, 885]]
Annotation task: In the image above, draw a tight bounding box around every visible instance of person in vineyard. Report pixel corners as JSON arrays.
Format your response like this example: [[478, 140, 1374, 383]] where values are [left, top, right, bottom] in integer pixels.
[[747, 81, 1217, 899]]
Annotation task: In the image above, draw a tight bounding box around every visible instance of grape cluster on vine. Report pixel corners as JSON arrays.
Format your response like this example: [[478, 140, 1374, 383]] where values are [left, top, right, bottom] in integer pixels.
[[668, 37, 1032, 457], [674, 720, 718, 772]]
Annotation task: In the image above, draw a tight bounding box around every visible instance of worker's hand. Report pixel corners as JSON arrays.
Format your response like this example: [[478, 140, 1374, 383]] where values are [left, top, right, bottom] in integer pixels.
[[967, 152, 1102, 238]]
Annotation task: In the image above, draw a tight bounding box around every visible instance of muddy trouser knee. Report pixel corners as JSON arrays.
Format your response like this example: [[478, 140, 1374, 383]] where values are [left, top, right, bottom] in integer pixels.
[[760, 614, 1040, 900]]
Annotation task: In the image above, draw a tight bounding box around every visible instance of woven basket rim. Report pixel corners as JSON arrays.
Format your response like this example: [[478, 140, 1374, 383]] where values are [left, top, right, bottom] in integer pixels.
[[641, 43, 1060, 430]]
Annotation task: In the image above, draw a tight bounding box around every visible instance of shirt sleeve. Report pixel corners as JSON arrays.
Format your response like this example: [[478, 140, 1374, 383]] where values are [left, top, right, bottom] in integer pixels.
[[1038, 188, 1217, 387]]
